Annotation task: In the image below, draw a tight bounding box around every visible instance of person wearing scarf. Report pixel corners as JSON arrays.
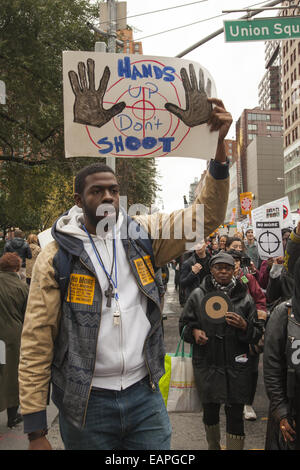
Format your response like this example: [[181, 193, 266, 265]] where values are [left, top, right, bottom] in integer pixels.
[[227, 249, 267, 422], [264, 256, 300, 450], [179, 252, 264, 450]]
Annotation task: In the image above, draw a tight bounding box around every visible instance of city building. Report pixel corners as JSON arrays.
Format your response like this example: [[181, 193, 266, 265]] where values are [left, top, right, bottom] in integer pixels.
[[235, 108, 283, 199], [188, 177, 199, 205], [247, 135, 285, 209], [259, 65, 282, 111], [117, 26, 143, 55], [281, 0, 300, 212], [259, 41, 282, 111], [99, 1, 143, 55]]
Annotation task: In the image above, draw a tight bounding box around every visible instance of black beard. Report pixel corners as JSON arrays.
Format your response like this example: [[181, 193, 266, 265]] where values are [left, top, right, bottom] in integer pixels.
[[83, 203, 119, 234]]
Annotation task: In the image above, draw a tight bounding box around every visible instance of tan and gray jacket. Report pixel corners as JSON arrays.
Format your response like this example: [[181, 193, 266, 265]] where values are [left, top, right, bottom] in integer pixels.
[[19, 161, 229, 432]]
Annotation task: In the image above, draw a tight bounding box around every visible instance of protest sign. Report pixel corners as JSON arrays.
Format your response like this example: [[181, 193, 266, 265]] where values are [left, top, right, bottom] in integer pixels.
[[63, 52, 218, 159], [240, 192, 253, 215], [237, 216, 251, 234], [229, 208, 236, 225], [38, 228, 54, 249], [252, 196, 292, 230], [255, 220, 284, 260]]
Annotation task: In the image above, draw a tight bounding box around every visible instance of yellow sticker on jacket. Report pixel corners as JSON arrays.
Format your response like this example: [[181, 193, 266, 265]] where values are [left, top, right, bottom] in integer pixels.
[[134, 255, 155, 286], [67, 274, 95, 305]]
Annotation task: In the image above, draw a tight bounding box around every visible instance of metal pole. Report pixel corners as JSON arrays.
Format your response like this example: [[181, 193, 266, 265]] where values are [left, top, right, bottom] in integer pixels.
[[107, 0, 117, 54], [95, 41, 106, 53], [176, 0, 283, 57], [106, 0, 116, 172]]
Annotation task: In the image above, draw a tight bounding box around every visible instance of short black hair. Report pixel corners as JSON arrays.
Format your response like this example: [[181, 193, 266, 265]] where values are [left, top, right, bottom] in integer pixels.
[[226, 236, 242, 248], [74, 163, 115, 195]]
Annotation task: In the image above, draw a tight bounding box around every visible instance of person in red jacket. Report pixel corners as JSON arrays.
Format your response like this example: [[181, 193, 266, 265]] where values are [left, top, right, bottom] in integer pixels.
[[227, 249, 267, 421]]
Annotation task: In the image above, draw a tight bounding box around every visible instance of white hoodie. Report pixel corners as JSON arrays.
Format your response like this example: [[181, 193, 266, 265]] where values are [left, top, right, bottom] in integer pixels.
[[56, 206, 150, 390]]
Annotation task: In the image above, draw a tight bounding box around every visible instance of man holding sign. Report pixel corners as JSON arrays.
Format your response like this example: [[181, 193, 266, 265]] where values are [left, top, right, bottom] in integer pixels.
[[19, 61, 232, 450]]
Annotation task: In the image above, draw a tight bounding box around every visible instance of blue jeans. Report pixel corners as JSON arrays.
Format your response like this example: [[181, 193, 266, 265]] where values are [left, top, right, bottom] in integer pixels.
[[59, 376, 172, 450]]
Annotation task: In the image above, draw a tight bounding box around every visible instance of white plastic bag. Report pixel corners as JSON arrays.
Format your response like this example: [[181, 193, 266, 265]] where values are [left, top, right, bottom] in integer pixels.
[[160, 327, 202, 413]]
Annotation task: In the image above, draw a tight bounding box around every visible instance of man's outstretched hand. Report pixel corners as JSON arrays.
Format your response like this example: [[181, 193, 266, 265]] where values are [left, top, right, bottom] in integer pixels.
[[68, 58, 126, 128], [165, 64, 212, 127]]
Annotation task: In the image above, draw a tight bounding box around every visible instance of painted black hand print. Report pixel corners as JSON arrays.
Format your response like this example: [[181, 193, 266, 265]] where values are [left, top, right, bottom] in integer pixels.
[[165, 64, 212, 127], [68, 58, 126, 128]]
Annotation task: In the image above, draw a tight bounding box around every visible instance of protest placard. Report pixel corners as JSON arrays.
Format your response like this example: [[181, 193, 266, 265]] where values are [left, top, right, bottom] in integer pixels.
[[252, 196, 292, 230], [63, 52, 218, 159], [255, 220, 284, 260]]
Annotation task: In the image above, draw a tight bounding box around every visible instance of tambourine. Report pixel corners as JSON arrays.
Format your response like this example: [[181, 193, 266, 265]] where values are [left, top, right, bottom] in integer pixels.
[[200, 291, 233, 324]]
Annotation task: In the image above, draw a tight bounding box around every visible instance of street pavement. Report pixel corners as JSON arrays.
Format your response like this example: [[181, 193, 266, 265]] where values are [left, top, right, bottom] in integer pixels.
[[0, 270, 269, 451]]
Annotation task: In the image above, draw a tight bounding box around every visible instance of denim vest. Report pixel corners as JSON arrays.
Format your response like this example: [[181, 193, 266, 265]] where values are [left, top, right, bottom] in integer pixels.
[[50, 215, 165, 429]]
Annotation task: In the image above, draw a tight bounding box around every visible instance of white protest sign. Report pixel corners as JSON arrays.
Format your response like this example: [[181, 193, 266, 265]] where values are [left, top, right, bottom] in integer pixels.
[[292, 213, 300, 227], [252, 196, 292, 231], [255, 220, 284, 260], [38, 228, 54, 249], [237, 217, 250, 234], [63, 52, 218, 159]]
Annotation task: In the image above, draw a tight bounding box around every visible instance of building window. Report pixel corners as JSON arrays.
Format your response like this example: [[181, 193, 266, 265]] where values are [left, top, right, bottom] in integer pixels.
[[248, 124, 257, 130], [267, 125, 283, 131], [248, 133, 256, 140], [248, 113, 270, 121]]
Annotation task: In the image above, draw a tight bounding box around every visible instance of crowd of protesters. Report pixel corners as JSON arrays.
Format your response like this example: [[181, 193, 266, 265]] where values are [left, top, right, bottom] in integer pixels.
[[175, 221, 300, 449], [0, 230, 39, 428], [1, 218, 300, 451]]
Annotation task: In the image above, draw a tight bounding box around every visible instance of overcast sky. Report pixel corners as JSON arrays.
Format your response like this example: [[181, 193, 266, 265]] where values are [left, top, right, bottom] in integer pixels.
[[117, 0, 279, 211]]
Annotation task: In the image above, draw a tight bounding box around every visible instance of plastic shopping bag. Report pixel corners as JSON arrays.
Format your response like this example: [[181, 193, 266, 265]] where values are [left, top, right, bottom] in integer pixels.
[[159, 327, 202, 413]]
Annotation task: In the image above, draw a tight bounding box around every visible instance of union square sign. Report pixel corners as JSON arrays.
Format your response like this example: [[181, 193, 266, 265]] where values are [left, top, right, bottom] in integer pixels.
[[224, 16, 300, 42]]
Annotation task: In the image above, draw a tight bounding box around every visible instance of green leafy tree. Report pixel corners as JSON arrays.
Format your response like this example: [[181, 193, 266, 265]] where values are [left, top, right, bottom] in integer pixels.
[[0, 0, 159, 224], [0, 0, 99, 163]]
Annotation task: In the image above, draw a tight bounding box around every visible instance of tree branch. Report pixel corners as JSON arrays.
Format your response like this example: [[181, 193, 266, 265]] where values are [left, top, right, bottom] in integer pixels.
[[0, 154, 50, 165], [0, 111, 62, 143]]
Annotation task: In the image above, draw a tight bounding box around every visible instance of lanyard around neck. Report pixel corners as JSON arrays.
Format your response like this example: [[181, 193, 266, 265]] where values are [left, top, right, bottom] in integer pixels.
[[82, 224, 118, 301]]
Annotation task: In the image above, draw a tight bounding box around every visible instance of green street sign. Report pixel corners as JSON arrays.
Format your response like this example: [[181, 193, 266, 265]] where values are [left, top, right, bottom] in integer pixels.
[[224, 16, 300, 42]]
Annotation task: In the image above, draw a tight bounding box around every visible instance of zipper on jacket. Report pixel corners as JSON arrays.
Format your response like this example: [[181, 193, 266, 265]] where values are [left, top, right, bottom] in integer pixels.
[[103, 239, 125, 388], [79, 256, 103, 427], [125, 240, 162, 391]]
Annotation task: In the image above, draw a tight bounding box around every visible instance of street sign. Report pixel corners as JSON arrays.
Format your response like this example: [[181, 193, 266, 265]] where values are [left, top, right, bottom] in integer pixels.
[[224, 16, 300, 42]]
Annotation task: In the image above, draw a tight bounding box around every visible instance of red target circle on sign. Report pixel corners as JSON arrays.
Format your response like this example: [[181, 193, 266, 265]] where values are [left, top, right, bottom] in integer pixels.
[[85, 58, 191, 157]]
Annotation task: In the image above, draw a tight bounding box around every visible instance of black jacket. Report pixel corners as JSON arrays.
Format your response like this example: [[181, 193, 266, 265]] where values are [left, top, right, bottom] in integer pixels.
[[266, 265, 294, 311], [180, 252, 210, 299], [179, 275, 263, 404], [263, 301, 300, 449], [3, 238, 32, 267]]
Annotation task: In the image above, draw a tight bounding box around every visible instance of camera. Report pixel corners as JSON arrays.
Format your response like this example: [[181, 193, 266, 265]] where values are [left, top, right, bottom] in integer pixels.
[[240, 255, 251, 268]]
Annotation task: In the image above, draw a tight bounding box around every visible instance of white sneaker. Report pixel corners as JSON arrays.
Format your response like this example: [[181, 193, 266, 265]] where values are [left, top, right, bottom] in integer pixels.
[[244, 405, 257, 421]]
